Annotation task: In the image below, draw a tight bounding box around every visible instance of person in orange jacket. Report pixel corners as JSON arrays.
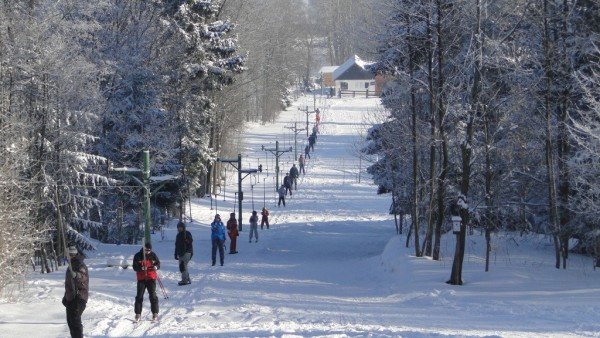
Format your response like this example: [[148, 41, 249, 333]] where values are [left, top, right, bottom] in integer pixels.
[[132, 242, 160, 322], [226, 213, 239, 254]]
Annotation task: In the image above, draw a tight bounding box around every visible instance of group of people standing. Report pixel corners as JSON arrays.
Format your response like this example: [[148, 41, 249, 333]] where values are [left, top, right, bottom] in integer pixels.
[[61, 108, 323, 337]]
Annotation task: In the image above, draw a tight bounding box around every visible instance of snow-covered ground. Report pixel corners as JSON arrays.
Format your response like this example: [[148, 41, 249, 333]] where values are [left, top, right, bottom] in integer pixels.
[[2, 95, 600, 337]]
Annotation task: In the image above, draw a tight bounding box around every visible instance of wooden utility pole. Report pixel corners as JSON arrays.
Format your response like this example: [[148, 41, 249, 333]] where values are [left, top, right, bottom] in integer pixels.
[[262, 141, 293, 191], [218, 154, 261, 231], [284, 122, 306, 160]]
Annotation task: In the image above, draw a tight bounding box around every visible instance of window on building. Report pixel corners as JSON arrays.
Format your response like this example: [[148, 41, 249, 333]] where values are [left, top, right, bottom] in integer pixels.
[[370, 82, 376, 86], [365, 82, 369, 89], [341, 82, 348, 90]]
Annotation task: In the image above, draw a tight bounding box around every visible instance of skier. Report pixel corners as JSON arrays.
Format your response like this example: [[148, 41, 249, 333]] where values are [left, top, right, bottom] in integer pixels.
[[289, 164, 299, 190], [283, 173, 292, 196], [298, 155, 306, 175], [210, 214, 226, 266], [226, 213, 239, 254], [304, 144, 311, 159], [249, 210, 259, 243], [308, 133, 316, 151], [62, 246, 88, 338], [174, 221, 193, 285], [133, 242, 161, 322], [277, 184, 286, 207], [261, 207, 270, 229]]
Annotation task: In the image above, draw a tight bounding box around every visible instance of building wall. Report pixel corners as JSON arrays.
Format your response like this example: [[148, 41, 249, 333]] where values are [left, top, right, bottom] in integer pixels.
[[335, 79, 377, 92]]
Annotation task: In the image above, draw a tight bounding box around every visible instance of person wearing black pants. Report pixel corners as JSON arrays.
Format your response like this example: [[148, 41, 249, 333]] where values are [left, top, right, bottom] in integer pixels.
[[210, 214, 226, 266], [132, 243, 161, 321], [62, 246, 89, 338]]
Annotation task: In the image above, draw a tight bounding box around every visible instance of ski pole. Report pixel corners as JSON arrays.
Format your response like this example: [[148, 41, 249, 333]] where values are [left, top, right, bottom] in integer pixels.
[[156, 274, 168, 299]]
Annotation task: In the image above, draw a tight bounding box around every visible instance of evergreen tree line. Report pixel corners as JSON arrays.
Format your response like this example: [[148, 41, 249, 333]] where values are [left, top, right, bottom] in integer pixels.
[[0, 0, 246, 287], [365, 0, 600, 282], [0, 0, 382, 290]]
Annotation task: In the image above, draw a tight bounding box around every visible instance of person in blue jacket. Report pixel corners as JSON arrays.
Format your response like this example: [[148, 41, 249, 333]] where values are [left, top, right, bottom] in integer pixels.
[[210, 214, 226, 266]]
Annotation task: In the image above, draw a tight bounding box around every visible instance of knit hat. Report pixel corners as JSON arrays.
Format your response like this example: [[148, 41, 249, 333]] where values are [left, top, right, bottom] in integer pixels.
[[144, 242, 152, 250], [177, 221, 185, 229], [68, 246, 78, 255]]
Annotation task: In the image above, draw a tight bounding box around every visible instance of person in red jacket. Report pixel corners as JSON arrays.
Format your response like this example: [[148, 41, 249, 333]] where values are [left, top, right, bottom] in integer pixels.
[[226, 213, 239, 254], [132, 242, 161, 322], [261, 207, 270, 229]]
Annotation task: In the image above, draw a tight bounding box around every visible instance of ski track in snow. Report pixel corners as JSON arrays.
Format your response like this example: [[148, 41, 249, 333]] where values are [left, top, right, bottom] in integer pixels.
[[2, 96, 600, 337]]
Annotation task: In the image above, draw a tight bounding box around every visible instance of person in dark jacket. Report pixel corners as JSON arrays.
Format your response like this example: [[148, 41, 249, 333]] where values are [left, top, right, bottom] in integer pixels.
[[62, 246, 89, 338], [210, 214, 226, 266], [174, 222, 193, 285], [289, 164, 299, 190], [283, 173, 292, 196], [133, 242, 161, 322], [308, 134, 316, 151], [304, 144, 311, 159], [226, 213, 239, 254]]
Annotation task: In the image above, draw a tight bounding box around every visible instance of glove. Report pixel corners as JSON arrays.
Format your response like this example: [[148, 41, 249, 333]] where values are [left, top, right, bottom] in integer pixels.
[[174, 255, 178, 260]]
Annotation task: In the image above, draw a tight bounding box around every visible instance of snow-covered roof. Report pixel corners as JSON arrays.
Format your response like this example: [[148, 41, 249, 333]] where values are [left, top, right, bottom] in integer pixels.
[[332, 55, 375, 81], [319, 66, 338, 74]]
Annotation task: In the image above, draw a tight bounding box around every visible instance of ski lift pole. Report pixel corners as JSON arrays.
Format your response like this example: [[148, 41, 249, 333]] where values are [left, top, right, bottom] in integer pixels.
[[233, 192, 237, 213], [251, 183, 255, 211], [263, 177, 266, 208]]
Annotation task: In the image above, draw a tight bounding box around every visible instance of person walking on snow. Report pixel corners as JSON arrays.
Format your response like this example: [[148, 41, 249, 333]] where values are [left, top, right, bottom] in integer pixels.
[[283, 173, 292, 196], [308, 133, 316, 151], [133, 242, 161, 322], [298, 155, 306, 175], [261, 207, 270, 229], [304, 144, 311, 159], [210, 214, 226, 266], [249, 210, 259, 242], [289, 164, 299, 190], [174, 222, 193, 285], [62, 246, 88, 338], [278, 184, 286, 207], [226, 213, 239, 254]]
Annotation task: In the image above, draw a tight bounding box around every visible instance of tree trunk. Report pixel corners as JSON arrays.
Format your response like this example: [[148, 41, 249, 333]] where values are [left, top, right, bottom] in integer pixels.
[[423, 9, 436, 258], [542, 0, 562, 269], [408, 17, 421, 258]]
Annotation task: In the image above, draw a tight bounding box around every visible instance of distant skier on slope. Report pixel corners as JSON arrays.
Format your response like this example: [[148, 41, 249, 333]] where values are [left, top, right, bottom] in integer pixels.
[[278, 184, 287, 207], [261, 207, 270, 229], [226, 213, 239, 254], [298, 154, 306, 175], [283, 173, 293, 196], [289, 164, 299, 190], [249, 210, 259, 243]]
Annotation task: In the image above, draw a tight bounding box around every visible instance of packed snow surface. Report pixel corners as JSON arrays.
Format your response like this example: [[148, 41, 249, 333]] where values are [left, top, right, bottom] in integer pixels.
[[1, 95, 599, 337]]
